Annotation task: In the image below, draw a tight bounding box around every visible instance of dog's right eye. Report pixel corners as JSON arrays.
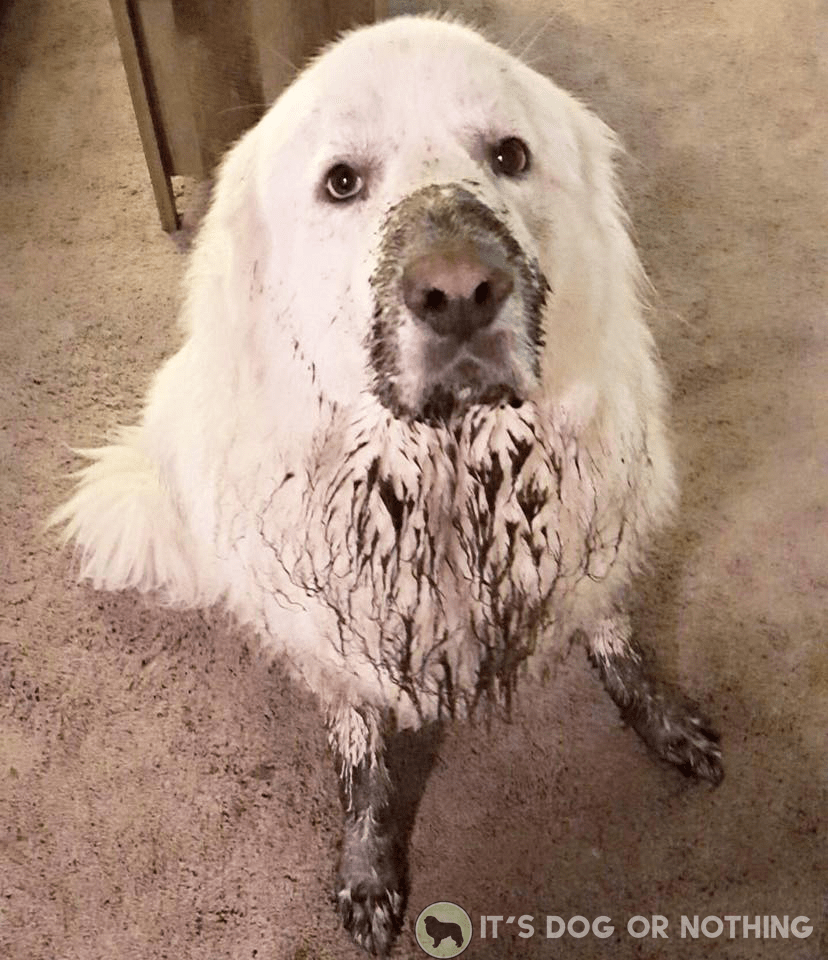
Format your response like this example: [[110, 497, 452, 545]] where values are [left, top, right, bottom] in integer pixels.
[[324, 163, 364, 202], [491, 137, 530, 178]]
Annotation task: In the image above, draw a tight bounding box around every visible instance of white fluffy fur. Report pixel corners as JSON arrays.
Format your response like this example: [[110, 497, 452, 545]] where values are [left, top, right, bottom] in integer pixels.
[[52, 16, 675, 729]]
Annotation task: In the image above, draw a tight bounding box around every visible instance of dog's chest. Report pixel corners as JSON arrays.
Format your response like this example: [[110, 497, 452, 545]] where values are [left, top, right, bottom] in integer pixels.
[[285, 404, 631, 712]]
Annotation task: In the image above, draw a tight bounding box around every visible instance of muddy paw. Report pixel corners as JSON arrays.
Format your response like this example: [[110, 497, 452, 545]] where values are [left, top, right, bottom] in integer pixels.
[[655, 709, 724, 785], [335, 877, 404, 957], [334, 820, 405, 956], [633, 695, 724, 786]]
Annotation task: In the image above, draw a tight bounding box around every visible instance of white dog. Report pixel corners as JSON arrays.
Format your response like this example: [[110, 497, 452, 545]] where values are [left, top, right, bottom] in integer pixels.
[[54, 15, 722, 955]]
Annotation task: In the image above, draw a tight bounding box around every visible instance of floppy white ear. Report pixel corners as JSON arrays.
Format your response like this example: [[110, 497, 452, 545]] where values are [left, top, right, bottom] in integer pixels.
[[574, 105, 647, 313], [550, 100, 656, 385], [180, 127, 271, 351], [570, 104, 676, 515]]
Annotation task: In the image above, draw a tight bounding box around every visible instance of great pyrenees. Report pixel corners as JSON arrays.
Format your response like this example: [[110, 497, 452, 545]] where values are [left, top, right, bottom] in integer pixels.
[[54, 14, 723, 956]]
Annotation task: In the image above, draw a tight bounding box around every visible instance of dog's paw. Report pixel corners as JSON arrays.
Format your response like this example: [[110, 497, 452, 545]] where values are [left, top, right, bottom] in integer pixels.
[[335, 878, 404, 957], [638, 698, 724, 786], [335, 819, 405, 956]]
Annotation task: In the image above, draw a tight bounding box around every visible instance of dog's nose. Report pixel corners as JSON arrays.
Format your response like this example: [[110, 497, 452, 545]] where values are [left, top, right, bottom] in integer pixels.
[[402, 244, 514, 340]]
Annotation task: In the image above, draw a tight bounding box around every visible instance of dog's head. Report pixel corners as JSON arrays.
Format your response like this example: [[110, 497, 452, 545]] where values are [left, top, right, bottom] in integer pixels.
[[190, 16, 647, 430]]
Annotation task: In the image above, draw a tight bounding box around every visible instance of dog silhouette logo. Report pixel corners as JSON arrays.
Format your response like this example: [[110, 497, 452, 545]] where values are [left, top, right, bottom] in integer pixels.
[[415, 901, 472, 957], [425, 915, 464, 949]]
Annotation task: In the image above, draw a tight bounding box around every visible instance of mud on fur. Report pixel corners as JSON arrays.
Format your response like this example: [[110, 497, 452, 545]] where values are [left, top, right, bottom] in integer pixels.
[[52, 15, 723, 957]]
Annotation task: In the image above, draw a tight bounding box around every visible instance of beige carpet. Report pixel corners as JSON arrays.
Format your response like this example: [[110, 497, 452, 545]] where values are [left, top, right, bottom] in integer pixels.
[[1, 0, 825, 957]]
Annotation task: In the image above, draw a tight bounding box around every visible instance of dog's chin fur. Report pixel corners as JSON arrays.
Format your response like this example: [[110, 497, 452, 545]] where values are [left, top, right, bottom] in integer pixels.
[[48, 14, 724, 959], [408, 383, 524, 425]]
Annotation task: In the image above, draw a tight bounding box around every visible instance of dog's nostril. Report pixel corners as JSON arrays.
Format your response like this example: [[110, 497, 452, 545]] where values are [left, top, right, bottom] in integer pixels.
[[401, 246, 513, 340], [424, 289, 447, 312]]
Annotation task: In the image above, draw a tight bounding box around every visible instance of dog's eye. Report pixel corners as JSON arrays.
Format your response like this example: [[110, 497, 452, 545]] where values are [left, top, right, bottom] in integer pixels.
[[324, 163, 364, 201], [491, 137, 530, 177]]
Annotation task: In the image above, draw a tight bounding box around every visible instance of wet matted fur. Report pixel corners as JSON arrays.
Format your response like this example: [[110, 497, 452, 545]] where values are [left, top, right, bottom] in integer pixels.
[[53, 15, 723, 956]]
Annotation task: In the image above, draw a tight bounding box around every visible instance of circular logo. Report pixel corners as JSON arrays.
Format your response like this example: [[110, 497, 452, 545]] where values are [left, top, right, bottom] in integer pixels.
[[414, 901, 472, 957]]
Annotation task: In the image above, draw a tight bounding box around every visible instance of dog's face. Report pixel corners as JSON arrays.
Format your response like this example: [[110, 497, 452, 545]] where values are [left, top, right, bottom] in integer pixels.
[[208, 17, 636, 425]]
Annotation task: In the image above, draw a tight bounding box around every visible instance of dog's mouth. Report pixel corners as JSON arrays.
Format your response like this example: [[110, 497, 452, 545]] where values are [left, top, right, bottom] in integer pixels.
[[416, 330, 524, 422], [418, 380, 523, 424]]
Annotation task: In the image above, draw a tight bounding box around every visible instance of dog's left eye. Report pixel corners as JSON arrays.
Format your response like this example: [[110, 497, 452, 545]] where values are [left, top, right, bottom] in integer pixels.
[[491, 137, 530, 177], [324, 163, 364, 201]]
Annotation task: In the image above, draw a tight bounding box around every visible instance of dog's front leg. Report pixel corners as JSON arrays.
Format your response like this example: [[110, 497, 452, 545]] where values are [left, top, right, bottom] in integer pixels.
[[327, 703, 404, 956], [585, 613, 724, 785]]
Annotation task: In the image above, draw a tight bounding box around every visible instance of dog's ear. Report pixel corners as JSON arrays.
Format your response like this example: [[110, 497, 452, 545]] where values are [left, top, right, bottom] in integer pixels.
[[572, 106, 646, 299], [531, 90, 668, 447], [555, 99, 650, 358], [181, 126, 272, 351], [565, 103, 675, 511]]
